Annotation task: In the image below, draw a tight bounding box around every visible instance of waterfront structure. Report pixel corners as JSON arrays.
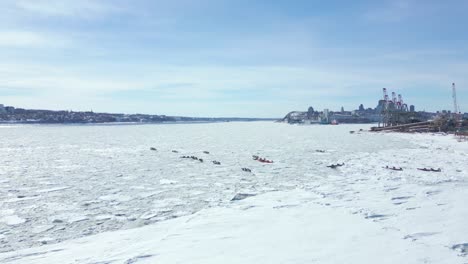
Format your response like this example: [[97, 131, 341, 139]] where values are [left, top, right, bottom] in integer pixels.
[[281, 87, 466, 125], [379, 88, 420, 127]]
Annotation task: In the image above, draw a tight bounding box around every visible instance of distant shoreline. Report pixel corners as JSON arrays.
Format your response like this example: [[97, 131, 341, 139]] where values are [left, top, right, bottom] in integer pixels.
[[0, 104, 279, 124], [0, 120, 277, 126]]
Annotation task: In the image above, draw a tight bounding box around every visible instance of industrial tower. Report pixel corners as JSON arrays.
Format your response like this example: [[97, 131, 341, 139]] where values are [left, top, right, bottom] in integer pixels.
[[452, 83, 460, 118]]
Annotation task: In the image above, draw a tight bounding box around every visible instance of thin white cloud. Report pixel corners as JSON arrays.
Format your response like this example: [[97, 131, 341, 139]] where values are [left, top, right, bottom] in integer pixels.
[[0, 31, 68, 48], [0, 31, 46, 47], [364, 0, 414, 22], [6, 0, 122, 18], [2, 60, 464, 101]]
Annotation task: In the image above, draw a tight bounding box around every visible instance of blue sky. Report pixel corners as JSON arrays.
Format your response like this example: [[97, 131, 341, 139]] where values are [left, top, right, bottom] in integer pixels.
[[0, 0, 467, 117]]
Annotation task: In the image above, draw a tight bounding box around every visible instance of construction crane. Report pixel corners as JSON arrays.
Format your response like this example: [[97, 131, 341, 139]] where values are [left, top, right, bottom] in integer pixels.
[[397, 94, 403, 109], [452, 83, 460, 115], [382, 88, 390, 112], [398, 94, 408, 111], [383, 88, 389, 102], [392, 92, 397, 104]]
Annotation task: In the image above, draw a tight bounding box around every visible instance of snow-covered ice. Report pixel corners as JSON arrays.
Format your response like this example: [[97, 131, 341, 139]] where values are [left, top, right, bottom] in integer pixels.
[[0, 190, 464, 264], [0, 215, 25, 226], [0, 122, 467, 263]]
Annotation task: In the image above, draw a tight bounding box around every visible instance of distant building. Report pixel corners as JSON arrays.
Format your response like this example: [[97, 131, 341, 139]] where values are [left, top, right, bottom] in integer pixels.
[[322, 109, 330, 123], [410, 105, 415, 112], [0, 104, 5, 114], [359, 104, 365, 111], [5, 106, 15, 114], [307, 106, 315, 119], [375, 100, 386, 114], [341, 106, 344, 113]]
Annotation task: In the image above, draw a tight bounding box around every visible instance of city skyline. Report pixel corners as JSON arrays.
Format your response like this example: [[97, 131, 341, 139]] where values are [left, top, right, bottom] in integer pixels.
[[1, 0, 467, 118]]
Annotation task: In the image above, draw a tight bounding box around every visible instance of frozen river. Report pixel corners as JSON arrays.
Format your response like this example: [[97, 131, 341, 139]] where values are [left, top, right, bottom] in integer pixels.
[[1, 122, 467, 262]]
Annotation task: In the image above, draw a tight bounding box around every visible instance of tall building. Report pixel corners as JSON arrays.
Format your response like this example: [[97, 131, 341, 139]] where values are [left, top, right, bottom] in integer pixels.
[[410, 105, 415, 112], [0, 104, 5, 114], [307, 106, 315, 119]]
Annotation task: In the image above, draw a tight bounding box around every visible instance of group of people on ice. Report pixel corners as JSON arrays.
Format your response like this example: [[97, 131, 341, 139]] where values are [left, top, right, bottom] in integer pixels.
[[173, 150, 276, 173], [383, 165, 441, 172], [252, 155, 274, 163], [155, 147, 443, 174]]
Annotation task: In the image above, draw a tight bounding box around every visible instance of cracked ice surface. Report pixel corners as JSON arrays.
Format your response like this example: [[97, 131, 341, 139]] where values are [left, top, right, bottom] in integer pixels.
[[0, 122, 467, 263]]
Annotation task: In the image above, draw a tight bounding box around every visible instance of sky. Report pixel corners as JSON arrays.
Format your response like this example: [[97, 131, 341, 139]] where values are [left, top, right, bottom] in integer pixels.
[[0, 0, 467, 118]]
